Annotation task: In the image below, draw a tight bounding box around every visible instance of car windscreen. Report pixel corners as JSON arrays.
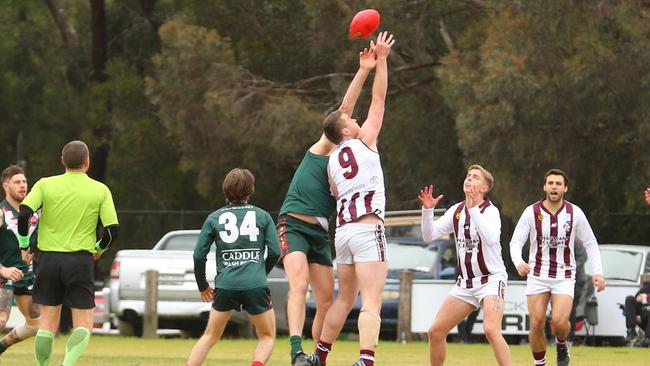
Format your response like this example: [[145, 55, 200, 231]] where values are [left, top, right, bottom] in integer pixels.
[[387, 242, 437, 275], [585, 248, 642, 282], [161, 234, 200, 251]]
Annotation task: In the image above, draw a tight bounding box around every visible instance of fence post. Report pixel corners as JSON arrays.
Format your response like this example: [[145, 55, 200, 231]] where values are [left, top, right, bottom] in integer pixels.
[[397, 269, 414, 343], [143, 269, 159, 339]]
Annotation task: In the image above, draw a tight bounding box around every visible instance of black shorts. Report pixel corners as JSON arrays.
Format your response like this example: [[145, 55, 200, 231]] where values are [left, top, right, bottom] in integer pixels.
[[212, 287, 272, 315], [33, 251, 95, 309]]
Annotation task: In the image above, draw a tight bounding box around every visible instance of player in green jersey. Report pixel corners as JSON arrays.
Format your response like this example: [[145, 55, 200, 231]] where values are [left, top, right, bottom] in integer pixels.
[[17, 140, 119, 366], [280, 44, 378, 366], [187, 168, 281, 366], [0, 165, 40, 356]]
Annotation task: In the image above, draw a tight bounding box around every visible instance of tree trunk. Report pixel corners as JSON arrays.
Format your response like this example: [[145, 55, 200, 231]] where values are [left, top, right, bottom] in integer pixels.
[[43, 0, 79, 49], [88, 0, 110, 182], [90, 0, 107, 82], [139, 0, 161, 31]]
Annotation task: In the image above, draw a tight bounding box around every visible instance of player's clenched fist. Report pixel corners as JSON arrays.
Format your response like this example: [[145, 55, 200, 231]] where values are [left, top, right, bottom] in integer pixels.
[[516, 263, 531, 276], [0, 266, 23, 282]]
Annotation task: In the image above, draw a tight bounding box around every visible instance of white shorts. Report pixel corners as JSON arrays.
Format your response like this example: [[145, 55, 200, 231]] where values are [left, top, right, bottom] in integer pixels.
[[334, 223, 387, 264], [449, 273, 507, 309], [526, 276, 575, 297]]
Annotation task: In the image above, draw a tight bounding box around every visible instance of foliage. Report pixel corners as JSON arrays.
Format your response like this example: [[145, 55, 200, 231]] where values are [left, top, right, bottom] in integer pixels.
[[0, 0, 647, 259], [439, 0, 650, 235]]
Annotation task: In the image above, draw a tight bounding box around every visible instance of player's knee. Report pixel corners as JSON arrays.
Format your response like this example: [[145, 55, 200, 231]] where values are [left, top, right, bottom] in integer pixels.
[[551, 315, 569, 329], [316, 297, 334, 312], [289, 281, 309, 295], [201, 330, 221, 345], [529, 317, 545, 332], [257, 331, 275, 345], [427, 323, 446, 342], [0, 319, 7, 332], [483, 324, 502, 343], [336, 292, 358, 309]]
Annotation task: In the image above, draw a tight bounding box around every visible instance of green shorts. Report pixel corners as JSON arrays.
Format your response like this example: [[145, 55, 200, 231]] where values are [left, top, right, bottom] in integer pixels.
[[0, 265, 34, 296], [213, 287, 272, 315], [277, 214, 332, 266]]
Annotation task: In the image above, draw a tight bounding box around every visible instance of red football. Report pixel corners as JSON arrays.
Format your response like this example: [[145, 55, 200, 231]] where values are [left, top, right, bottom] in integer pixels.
[[349, 9, 380, 39]]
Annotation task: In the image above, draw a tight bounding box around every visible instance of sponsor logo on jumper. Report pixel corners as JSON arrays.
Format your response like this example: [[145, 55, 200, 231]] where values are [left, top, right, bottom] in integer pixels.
[[540, 236, 567, 249], [221, 249, 261, 267], [339, 183, 367, 198], [456, 237, 480, 253]]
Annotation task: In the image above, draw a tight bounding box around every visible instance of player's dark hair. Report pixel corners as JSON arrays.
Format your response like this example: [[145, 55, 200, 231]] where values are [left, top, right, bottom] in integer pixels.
[[543, 168, 569, 186], [61, 140, 90, 169], [322, 110, 345, 144], [223, 168, 255, 204], [1, 165, 24, 183]]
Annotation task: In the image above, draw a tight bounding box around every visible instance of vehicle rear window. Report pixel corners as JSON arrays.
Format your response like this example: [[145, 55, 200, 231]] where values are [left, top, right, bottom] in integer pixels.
[[162, 234, 200, 251]]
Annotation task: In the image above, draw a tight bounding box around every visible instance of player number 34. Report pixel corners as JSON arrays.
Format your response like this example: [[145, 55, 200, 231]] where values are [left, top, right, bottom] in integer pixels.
[[218, 211, 260, 243]]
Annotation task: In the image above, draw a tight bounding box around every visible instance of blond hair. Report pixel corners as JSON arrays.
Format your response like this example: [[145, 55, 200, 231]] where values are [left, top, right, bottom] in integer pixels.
[[467, 164, 494, 192]]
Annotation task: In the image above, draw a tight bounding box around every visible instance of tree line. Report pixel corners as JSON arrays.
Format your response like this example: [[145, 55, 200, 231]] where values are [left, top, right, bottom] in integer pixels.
[[1, 1, 648, 274]]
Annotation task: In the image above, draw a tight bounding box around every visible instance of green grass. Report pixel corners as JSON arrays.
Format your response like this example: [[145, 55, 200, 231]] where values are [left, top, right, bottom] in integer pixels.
[[1, 336, 647, 365]]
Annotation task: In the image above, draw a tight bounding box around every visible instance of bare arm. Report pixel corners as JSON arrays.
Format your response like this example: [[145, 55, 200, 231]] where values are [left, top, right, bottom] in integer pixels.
[[359, 31, 395, 149], [339, 47, 375, 115]]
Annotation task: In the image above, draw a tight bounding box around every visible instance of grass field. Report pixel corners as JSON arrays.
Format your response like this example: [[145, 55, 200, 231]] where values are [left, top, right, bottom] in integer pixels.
[[1, 336, 647, 365]]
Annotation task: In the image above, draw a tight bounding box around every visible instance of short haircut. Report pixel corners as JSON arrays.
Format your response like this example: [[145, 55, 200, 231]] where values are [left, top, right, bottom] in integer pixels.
[[1, 165, 24, 183], [61, 140, 89, 169], [468, 164, 494, 192], [543, 168, 568, 186], [222, 168, 255, 204], [322, 110, 345, 145]]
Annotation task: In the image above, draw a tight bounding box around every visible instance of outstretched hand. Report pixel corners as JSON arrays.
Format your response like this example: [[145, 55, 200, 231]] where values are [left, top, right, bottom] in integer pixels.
[[372, 31, 395, 60], [418, 185, 444, 209], [359, 46, 376, 70]]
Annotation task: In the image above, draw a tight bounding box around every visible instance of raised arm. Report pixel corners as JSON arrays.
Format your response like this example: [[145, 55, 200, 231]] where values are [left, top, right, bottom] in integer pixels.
[[418, 185, 452, 242], [339, 47, 376, 116], [311, 47, 376, 155], [359, 31, 395, 149]]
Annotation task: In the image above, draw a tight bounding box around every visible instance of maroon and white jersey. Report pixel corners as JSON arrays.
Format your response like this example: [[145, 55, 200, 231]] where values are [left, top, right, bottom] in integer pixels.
[[422, 200, 506, 289], [328, 139, 385, 226], [509, 200, 603, 280]]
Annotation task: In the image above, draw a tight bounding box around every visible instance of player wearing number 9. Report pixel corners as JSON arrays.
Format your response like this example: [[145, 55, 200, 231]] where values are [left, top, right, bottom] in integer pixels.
[[306, 31, 395, 366], [187, 168, 281, 366]]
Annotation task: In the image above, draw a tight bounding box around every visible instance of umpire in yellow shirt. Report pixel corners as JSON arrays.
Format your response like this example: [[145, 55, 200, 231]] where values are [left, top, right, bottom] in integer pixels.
[[17, 140, 118, 366]]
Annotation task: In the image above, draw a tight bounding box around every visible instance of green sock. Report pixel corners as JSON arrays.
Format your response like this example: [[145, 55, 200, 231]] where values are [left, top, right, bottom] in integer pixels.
[[35, 329, 55, 366], [62, 327, 91, 366], [290, 335, 303, 358], [0, 340, 8, 354]]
